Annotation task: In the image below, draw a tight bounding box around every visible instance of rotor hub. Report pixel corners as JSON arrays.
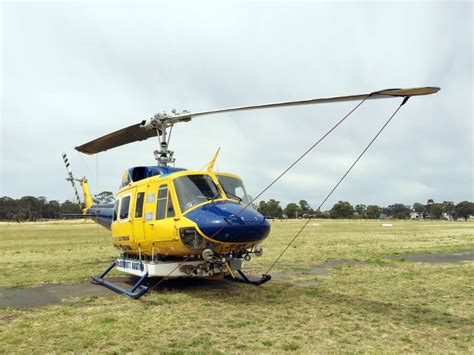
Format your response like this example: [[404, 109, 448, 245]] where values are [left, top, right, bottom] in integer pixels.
[[148, 111, 185, 167]]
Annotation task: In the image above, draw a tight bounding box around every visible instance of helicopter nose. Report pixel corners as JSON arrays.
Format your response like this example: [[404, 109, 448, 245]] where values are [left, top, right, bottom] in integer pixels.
[[184, 201, 270, 243]]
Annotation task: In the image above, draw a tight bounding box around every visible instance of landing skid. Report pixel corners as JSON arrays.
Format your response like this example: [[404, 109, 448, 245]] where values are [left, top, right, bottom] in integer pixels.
[[228, 270, 272, 286], [91, 257, 269, 299], [91, 261, 149, 299]]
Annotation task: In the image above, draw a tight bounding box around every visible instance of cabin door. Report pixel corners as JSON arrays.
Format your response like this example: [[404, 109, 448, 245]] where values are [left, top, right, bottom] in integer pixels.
[[131, 186, 146, 244], [153, 184, 176, 241], [111, 189, 134, 247]]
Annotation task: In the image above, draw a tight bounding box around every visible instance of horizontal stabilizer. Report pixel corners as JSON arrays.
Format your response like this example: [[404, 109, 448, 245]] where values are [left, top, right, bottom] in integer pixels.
[[61, 213, 95, 218]]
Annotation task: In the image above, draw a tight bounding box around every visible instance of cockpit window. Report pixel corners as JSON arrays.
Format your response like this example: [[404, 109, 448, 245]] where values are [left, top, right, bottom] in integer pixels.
[[217, 175, 252, 205], [174, 174, 221, 213], [119, 195, 131, 220]]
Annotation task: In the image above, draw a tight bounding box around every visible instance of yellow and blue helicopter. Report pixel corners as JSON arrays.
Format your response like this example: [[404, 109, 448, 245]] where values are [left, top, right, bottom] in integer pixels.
[[63, 87, 439, 299]]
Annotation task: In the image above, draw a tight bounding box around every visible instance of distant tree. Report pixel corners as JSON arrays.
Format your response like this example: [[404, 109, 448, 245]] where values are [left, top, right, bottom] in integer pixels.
[[258, 199, 283, 218], [366, 205, 381, 219], [93, 191, 115, 204], [380, 206, 393, 218], [299, 200, 313, 215], [59, 200, 82, 215], [454, 201, 474, 221], [329, 201, 354, 219], [354, 204, 367, 219], [18, 196, 44, 221], [382, 206, 392, 218], [43, 200, 61, 219], [413, 202, 426, 219], [0, 196, 18, 221], [427, 203, 444, 219], [442, 201, 455, 220], [313, 209, 330, 219], [389, 204, 411, 219], [284, 203, 301, 219]]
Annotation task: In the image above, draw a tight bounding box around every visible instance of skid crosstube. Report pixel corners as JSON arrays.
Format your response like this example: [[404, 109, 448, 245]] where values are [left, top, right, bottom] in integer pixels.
[[91, 261, 149, 299]]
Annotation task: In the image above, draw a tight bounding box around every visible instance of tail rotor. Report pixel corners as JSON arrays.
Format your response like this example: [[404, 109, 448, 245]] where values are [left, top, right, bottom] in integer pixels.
[[62, 152, 82, 206]]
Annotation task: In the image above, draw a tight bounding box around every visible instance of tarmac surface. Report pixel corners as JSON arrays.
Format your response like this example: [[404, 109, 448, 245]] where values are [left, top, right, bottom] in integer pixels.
[[390, 250, 474, 263], [1, 251, 472, 308], [0, 277, 130, 308]]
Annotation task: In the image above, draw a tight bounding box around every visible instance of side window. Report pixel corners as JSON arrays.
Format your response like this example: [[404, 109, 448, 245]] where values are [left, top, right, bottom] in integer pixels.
[[120, 196, 131, 220], [146, 193, 155, 203], [156, 185, 168, 220], [135, 192, 145, 218], [113, 199, 119, 221], [145, 192, 156, 221], [167, 190, 175, 218]]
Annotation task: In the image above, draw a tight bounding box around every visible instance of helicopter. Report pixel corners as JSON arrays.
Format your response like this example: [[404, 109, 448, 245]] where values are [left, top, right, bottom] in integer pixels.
[[63, 86, 439, 299]]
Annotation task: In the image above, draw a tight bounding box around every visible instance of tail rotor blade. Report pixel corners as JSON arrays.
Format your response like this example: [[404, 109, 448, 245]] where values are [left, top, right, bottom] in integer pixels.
[[62, 153, 82, 206]]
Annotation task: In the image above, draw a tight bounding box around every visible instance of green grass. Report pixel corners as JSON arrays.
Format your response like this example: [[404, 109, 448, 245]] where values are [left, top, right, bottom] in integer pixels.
[[0, 219, 473, 352], [0, 220, 116, 286]]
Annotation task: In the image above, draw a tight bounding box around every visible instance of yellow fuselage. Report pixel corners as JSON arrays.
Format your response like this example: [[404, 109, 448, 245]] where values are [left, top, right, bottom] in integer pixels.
[[107, 170, 270, 257]]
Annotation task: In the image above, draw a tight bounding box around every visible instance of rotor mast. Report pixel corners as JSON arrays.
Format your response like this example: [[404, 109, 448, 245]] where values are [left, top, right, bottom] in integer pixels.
[[153, 114, 174, 166], [148, 110, 189, 166]]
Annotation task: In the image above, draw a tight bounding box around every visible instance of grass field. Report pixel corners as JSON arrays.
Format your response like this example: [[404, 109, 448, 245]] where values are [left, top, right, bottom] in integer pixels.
[[0, 219, 473, 352]]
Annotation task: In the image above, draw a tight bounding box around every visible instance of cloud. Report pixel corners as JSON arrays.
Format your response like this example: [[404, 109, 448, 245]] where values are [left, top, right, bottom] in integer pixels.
[[1, 1, 472, 207]]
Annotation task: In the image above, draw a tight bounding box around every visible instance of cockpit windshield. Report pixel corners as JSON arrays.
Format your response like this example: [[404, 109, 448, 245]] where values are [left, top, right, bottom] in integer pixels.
[[217, 175, 252, 205], [173, 174, 221, 213]]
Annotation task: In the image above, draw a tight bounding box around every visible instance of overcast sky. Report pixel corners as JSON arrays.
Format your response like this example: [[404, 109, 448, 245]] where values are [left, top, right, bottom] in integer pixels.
[[1, 1, 472, 209]]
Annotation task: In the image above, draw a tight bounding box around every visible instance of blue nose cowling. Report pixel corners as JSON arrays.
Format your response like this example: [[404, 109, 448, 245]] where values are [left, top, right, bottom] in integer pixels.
[[184, 201, 270, 243]]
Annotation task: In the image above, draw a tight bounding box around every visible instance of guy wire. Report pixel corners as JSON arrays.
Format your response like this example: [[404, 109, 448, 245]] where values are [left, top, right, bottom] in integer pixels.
[[264, 96, 410, 275], [145, 95, 372, 295]]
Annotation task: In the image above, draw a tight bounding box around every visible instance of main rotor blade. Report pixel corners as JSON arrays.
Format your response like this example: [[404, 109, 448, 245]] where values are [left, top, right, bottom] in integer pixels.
[[170, 87, 440, 122], [75, 121, 159, 155], [75, 86, 440, 155]]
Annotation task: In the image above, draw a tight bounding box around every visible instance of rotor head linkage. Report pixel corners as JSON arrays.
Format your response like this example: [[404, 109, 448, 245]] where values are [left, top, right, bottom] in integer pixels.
[[144, 110, 189, 166]]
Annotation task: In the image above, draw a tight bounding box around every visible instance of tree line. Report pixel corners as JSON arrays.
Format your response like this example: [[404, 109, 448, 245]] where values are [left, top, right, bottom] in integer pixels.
[[0, 192, 115, 222], [257, 199, 474, 221], [0, 193, 472, 222]]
